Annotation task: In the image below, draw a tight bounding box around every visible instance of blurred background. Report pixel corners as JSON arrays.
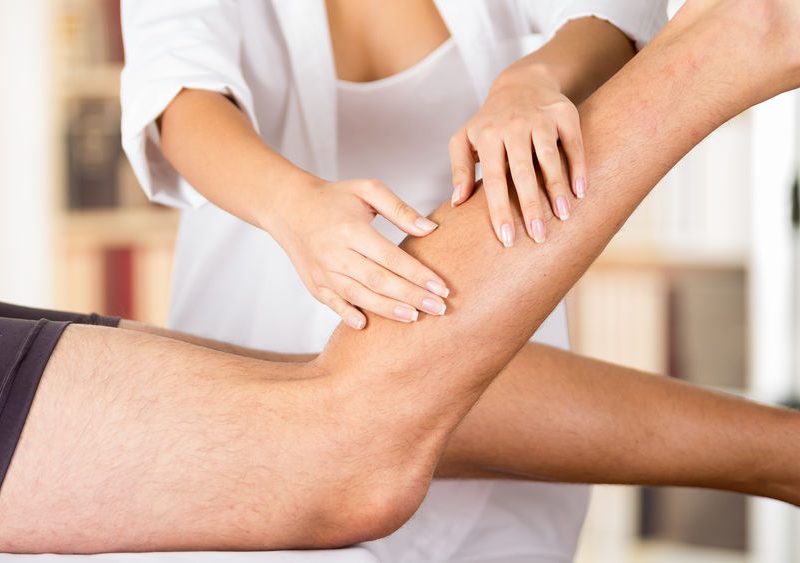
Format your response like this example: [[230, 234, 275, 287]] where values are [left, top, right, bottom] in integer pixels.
[[0, 1, 798, 562]]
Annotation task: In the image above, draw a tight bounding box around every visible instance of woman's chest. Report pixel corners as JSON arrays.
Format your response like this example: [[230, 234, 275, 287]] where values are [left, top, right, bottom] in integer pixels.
[[325, 0, 451, 82]]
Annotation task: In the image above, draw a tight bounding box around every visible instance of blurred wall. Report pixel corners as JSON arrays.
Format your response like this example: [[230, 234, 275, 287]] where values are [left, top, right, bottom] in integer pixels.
[[0, 1, 55, 306]]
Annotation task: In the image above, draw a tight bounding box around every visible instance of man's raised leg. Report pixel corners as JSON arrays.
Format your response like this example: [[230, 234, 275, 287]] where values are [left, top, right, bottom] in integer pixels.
[[314, 0, 800, 524]]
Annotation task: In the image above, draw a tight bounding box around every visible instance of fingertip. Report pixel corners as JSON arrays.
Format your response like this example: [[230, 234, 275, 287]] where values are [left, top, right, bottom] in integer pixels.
[[345, 314, 366, 330], [499, 222, 515, 248], [574, 177, 587, 199], [426, 280, 450, 299], [531, 218, 546, 244], [451, 183, 464, 207], [414, 217, 439, 234], [555, 195, 571, 221]]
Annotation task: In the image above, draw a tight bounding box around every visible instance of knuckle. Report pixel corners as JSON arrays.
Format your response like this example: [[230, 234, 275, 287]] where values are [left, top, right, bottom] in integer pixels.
[[341, 284, 357, 304], [451, 164, 472, 178], [361, 178, 382, 193], [365, 268, 385, 290], [392, 199, 413, 221], [509, 159, 533, 178], [507, 116, 529, 132], [339, 221, 357, 240], [477, 125, 498, 144], [535, 143, 558, 160], [532, 113, 554, 130], [519, 197, 541, 211]]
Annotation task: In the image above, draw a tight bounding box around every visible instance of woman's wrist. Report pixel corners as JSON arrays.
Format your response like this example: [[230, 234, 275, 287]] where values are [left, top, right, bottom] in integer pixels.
[[255, 166, 325, 243], [491, 61, 562, 94]]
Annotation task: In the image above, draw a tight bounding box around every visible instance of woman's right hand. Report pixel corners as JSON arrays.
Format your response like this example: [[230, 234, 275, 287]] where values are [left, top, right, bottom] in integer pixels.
[[269, 178, 450, 330]]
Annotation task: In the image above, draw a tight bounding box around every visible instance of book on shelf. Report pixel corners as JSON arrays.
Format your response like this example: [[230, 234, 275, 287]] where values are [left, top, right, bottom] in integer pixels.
[[58, 241, 174, 326], [66, 98, 122, 209], [66, 97, 150, 210], [54, 0, 124, 68]]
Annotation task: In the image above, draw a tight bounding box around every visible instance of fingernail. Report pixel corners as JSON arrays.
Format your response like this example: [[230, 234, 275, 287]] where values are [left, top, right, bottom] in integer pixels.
[[531, 219, 546, 244], [426, 280, 450, 298], [451, 184, 463, 206], [394, 306, 419, 322], [556, 196, 571, 220], [346, 316, 365, 330], [575, 177, 586, 199], [422, 298, 446, 316], [500, 223, 514, 248], [415, 217, 438, 232]]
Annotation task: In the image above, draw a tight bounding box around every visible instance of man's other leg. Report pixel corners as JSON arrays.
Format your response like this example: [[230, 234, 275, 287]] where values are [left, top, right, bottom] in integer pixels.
[[437, 343, 800, 504]]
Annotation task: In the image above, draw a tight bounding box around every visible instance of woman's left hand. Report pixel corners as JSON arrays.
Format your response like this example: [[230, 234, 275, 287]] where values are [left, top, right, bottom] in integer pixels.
[[449, 63, 587, 247]]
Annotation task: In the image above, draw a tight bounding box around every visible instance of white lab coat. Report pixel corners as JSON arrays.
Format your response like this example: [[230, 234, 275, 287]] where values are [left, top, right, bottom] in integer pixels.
[[121, 1, 667, 561]]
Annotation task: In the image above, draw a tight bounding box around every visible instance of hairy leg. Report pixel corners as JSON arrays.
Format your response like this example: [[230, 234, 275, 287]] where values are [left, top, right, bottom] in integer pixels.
[[438, 343, 800, 505], [121, 316, 800, 502], [0, 326, 405, 553]]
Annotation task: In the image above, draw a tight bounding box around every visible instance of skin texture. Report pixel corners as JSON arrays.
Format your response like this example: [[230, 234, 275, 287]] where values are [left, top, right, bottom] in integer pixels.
[[159, 3, 635, 327], [1, 0, 799, 553]]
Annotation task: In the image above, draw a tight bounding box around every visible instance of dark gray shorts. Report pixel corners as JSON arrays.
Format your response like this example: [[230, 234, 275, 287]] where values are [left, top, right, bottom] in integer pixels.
[[0, 303, 119, 489]]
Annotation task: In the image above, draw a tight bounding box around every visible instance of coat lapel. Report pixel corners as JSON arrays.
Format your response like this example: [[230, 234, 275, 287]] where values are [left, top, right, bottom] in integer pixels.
[[272, 0, 338, 180]]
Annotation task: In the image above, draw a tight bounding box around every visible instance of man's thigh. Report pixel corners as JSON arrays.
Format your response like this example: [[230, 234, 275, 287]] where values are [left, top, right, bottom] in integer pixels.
[[0, 324, 335, 553]]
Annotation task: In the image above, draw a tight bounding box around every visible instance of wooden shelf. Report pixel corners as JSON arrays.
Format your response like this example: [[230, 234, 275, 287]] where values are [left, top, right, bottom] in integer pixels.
[[595, 243, 748, 270], [58, 207, 180, 245]]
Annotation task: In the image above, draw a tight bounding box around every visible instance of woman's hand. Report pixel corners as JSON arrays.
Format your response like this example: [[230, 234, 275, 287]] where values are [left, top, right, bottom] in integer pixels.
[[449, 63, 587, 247], [270, 178, 450, 330]]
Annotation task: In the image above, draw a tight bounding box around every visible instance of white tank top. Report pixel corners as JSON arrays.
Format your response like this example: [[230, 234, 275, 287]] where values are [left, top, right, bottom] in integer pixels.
[[337, 38, 473, 241]]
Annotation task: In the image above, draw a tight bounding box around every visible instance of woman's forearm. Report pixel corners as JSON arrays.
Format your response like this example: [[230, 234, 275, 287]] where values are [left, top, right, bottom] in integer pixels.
[[159, 89, 320, 235], [495, 16, 637, 105]]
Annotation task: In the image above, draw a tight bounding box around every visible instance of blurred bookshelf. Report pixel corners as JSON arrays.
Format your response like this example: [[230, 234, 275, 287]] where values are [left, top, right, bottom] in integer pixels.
[[51, 0, 178, 326], [573, 111, 755, 562]]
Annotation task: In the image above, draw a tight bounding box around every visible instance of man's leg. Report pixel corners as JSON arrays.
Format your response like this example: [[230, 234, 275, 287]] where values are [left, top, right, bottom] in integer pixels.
[[3, 0, 800, 553], [314, 0, 800, 523], [437, 343, 800, 505], [0, 323, 404, 553], [3, 316, 799, 554]]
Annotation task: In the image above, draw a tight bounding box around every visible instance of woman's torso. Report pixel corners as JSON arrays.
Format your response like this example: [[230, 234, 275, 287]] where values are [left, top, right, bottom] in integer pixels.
[[168, 1, 570, 355]]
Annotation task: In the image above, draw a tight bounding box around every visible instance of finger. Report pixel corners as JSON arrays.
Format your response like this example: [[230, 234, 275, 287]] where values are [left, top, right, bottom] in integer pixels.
[[448, 128, 476, 206], [532, 126, 572, 221], [557, 110, 588, 199], [477, 134, 515, 248], [504, 134, 546, 244], [329, 273, 420, 324], [338, 252, 446, 317], [357, 229, 450, 298], [357, 180, 438, 237], [317, 286, 367, 330]]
